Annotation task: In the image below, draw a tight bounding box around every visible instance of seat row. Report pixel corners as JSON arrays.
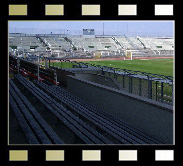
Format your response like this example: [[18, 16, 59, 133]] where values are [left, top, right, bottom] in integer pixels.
[[13, 74, 114, 144], [33, 78, 163, 144]]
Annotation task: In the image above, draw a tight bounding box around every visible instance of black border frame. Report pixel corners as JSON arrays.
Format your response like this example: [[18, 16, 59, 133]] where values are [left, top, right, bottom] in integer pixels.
[[1, 1, 180, 166]]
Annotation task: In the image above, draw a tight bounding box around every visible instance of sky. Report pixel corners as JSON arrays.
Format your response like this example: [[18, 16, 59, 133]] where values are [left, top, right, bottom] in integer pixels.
[[9, 21, 174, 37]]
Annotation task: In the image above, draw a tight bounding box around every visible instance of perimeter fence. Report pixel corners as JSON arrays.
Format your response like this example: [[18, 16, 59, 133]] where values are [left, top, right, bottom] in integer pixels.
[[10, 55, 174, 106]]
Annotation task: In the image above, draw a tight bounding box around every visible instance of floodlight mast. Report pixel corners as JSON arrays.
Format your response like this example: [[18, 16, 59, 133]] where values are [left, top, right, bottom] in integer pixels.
[[103, 23, 104, 36], [38, 54, 39, 80], [127, 24, 128, 35]]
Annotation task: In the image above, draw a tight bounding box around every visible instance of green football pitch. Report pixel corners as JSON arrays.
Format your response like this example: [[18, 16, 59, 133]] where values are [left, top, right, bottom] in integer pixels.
[[49, 58, 173, 77], [83, 59, 174, 77]]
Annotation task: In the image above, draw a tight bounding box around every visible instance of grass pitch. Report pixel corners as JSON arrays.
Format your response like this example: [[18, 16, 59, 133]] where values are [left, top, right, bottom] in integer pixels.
[[84, 59, 173, 77], [49, 58, 173, 77]]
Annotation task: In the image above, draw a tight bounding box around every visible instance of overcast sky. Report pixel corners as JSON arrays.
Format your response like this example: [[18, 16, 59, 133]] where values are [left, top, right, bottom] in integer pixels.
[[9, 21, 174, 36]]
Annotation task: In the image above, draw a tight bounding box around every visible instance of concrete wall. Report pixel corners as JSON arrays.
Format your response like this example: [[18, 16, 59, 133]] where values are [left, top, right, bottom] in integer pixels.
[[50, 67, 119, 89], [74, 73, 120, 89], [50, 67, 74, 86], [67, 75, 173, 144]]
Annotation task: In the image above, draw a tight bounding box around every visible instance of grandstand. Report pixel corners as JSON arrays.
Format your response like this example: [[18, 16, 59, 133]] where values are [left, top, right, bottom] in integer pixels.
[[69, 36, 118, 51], [8, 23, 174, 145], [38, 36, 73, 51], [9, 33, 174, 58], [138, 37, 174, 55], [9, 35, 46, 52], [9, 54, 174, 144]]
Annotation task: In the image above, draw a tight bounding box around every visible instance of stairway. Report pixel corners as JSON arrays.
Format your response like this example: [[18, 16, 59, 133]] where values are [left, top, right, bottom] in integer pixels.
[[64, 37, 77, 50], [124, 35, 139, 50], [111, 36, 124, 49]]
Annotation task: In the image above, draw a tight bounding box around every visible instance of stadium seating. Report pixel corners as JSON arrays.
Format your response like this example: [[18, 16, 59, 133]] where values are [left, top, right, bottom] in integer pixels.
[[14, 74, 114, 144], [68, 36, 118, 51], [9, 36, 46, 51], [33, 78, 163, 144], [138, 37, 174, 51], [9, 78, 64, 144], [9, 34, 174, 57]]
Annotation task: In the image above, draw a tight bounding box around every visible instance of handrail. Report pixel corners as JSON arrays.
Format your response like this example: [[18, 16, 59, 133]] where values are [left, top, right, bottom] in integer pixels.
[[11, 55, 173, 82]]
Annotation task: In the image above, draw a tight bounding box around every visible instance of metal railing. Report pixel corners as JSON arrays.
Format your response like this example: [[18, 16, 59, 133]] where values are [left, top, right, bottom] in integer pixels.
[[47, 57, 173, 105], [12, 55, 174, 105]]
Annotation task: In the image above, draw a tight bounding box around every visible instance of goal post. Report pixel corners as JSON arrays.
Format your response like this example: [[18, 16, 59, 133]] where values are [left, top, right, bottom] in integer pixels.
[[125, 50, 133, 60], [94, 51, 101, 59]]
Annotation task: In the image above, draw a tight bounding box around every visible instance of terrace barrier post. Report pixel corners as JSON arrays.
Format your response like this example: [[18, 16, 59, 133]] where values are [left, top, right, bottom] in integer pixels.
[[17, 59, 20, 74], [37, 55, 39, 80], [122, 75, 125, 89], [45, 57, 48, 69], [139, 78, 141, 96], [55, 70, 57, 85], [101, 67, 104, 75], [148, 76, 152, 99], [129, 74, 132, 93], [155, 81, 158, 101], [115, 72, 118, 80], [161, 82, 164, 103], [130, 76, 133, 93]]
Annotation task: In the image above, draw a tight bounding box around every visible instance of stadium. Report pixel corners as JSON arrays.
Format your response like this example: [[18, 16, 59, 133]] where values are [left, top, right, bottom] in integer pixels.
[[9, 21, 174, 145]]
